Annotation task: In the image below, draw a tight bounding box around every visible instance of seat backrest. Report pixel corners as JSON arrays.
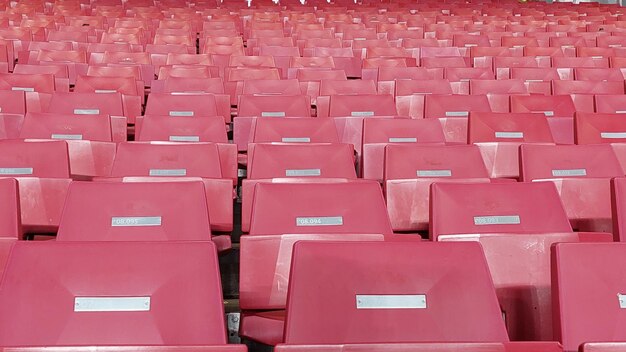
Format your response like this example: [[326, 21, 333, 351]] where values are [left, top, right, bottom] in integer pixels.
[[57, 181, 212, 241], [249, 181, 393, 235], [144, 93, 218, 117], [328, 94, 397, 117], [319, 80, 377, 96], [384, 144, 489, 181], [137, 115, 228, 143], [0, 72, 55, 93], [575, 113, 626, 144], [430, 182, 572, 240], [552, 242, 626, 352], [247, 143, 357, 180], [468, 112, 554, 143], [252, 117, 339, 144], [424, 95, 491, 118], [0, 140, 70, 178], [510, 95, 576, 118], [111, 142, 223, 179], [74, 75, 139, 96], [284, 241, 508, 344], [469, 79, 528, 95], [47, 92, 125, 117], [519, 144, 623, 181], [19, 112, 113, 142], [362, 118, 446, 145], [0, 241, 226, 345], [237, 95, 311, 117]]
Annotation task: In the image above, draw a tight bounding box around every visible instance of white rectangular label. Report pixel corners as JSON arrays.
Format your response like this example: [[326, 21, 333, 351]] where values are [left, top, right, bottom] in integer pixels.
[[282, 137, 311, 143], [74, 297, 151, 312], [149, 169, 187, 176], [261, 112, 286, 117], [616, 110, 626, 114], [286, 169, 321, 177], [0, 167, 33, 175], [542, 111, 554, 116], [619, 294, 626, 308], [51, 134, 83, 140], [495, 132, 524, 139], [74, 109, 100, 115], [351, 111, 375, 117], [296, 216, 343, 226], [552, 168, 587, 177], [389, 137, 417, 143], [169, 111, 194, 117], [11, 87, 34, 92], [95, 89, 117, 94], [601, 132, 626, 139], [525, 79, 544, 82], [417, 169, 452, 177], [356, 295, 426, 309], [474, 215, 521, 225], [111, 216, 162, 227], [169, 135, 200, 142], [445, 111, 468, 117]]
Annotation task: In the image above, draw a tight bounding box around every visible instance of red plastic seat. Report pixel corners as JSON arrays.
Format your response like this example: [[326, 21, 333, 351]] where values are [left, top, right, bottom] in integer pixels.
[[595, 95, 626, 114], [284, 241, 508, 344], [553, 57, 610, 69], [0, 90, 26, 115], [0, 241, 227, 346], [242, 79, 301, 96], [109, 142, 234, 234], [430, 182, 573, 240], [384, 144, 490, 232], [0, 140, 72, 233], [469, 112, 554, 178], [520, 144, 623, 232], [470, 79, 532, 111], [57, 181, 212, 241], [136, 116, 228, 143], [361, 118, 446, 181], [251, 118, 340, 144], [145, 93, 218, 117], [510, 95, 577, 118], [0, 72, 55, 93], [237, 95, 311, 117], [552, 243, 626, 352], [45, 92, 125, 118], [575, 113, 626, 144], [574, 68, 625, 81], [239, 234, 384, 346], [248, 181, 393, 236], [327, 94, 397, 117]]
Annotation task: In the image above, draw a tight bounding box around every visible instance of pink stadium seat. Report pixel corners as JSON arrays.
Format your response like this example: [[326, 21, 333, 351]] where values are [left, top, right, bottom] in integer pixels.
[[595, 94, 626, 114], [0, 90, 27, 115], [56, 181, 212, 241], [520, 144, 623, 232], [469, 79, 532, 112], [234, 234, 385, 346], [45, 92, 125, 118], [152, 77, 224, 94], [251, 118, 340, 144], [237, 95, 311, 117], [145, 93, 218, 117], [248, 181, 393, 236], [445, 67, 495, 81], [242, 79, 301, 96], [575, 113, 626, 144], [469, 112, 554, 178], [327, 94, 397, 117], [74, 75, 142, 121], [241, 143, 357, 233], [0, 241, 227, 346], [430, 182, 573, 240], [574, 68, 625, 81], [283, 241, 508, 344], [0, 178, 22, 239], [510, 95, 577, 118], [553, 57, 610, 69], [108, 142, 234, 234], [0, 72, 55, 93], [0, 140, 72, 233], [384, 144, 490, 232], [552, 243, 626, 352], [361, 118, 446, 181], [611, 177, 626, 242], [424, 94, 491, 119], [136, 116, 228, 143], [444, 233, 612, 342]]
